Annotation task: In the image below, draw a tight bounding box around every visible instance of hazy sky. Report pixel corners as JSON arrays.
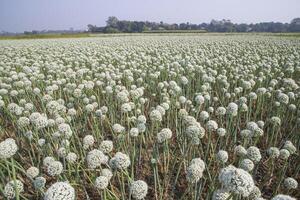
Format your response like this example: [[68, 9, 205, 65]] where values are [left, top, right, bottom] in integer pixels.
[[1, 0, 299, 32]]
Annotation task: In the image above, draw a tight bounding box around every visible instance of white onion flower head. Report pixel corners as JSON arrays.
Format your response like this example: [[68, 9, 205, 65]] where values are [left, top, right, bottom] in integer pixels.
[[58, 123, 72, 138], [283, 141, 296, 154], [26, 166, 39, 179], [101, 168, 113, 180], [83, 135, 95, 150], [267, 147, 280, 159], [66, 152, 77, 163], [112, 123, 125, 133], [249, 186, 262, 199], [218, 165, 255, 197], [109, 152, 131, 170], [157, 128, 172, 143], [44, 182, 75, 200], [130, 128, 139, 137], [130, 180, 148, 200], [246, 146, 262, 163], [95, 176, 109, 190], [279, 149, 290, 160], [217, 128, 226, 137], [4, 180, 24, 199], [216, 150, 228, 163], [212, 189, 232, 200], [234, 145, 247, 156], [87, 149, 108, 169], [226, 102, 238, 116], [199, 111, 209, 121], [34, 176, 46, 189], [47, 161, 63, 176], [43, 156, 55, 167], [240, 159, 254, 172], [150, 109, 162, 122], [99, 140, 113, 153], [284, 177, 298, 189], [137, 115, 146, 124], [206, 120, 218, 132], [271, 194, 296, 200], [0, 138, 18, 159]]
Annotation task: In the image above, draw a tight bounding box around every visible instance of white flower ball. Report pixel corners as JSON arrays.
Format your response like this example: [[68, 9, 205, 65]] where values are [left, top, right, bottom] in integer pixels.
[[130, 180, 148, 200], [212, 189, 232, 200], [284, 177, 298, 189], [101, 168, 113, 180], [87, 149, 108, 169], [4, 180, 24, 199], [218, 165, 254, 197], [109, 152, 130, 170], [26, 166, 39, 179], [216, 150, 228, 163], [95, 176, 109, 190], [99, 140, 113, 153], [47, 161, 63, 176], [271, 194, 296, 200], [240, 159, 254, 172], [0, 138, 18, 159], [157, 128, 172, 143], [44, 182, 75, 200], [246, 146, 262, 163]]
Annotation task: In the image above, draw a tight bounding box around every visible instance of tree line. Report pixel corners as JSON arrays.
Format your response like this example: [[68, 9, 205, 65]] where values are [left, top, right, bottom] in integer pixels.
[[87, 16, 300, 33]]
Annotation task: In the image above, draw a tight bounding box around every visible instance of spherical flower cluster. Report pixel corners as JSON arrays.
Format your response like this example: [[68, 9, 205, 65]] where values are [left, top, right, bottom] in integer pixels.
[[267, 147, 280, 158], [87, 149, 108, 169], [150, 109, 162, 122], [185, 125, 205, 144], [34, 176, 46, 189], [66, 152, 77, 163], [206, 120, 218, 132], [234, 145, 247, 156], [157, 128, 172, 143], [83, 135, 95, 150], [216, 150, 228, 163], [47, 161, 63, 176], [284, 177, 298, 189], [130, 127, 139, 137], [99, 140, 113, 153], [17, 116, 30, 128], [101, 168, 113, 180], [271, 195, 296, 200], [0, 138, 18, 159], [186, 158, 205, 183], [283, 141, 296, 154], [239, 159, 254, 172], [218, 165, 255, 197], [217, 128, 226, 137], [26, 166, 39, 179], [95, 176, 109, 190], [212, 189, 232, 200], [44, 182, 75, 200], [130, 180, 148, 200], [4, 180, 24, 199], [279, 149, 290, 160], [226, 102, 238, 116], [112, 123, 125, 133], [58, 123, 73, 138], [30, 112, 48, 129], [246, 146, 262, 163], [109, 152, 130, 170]]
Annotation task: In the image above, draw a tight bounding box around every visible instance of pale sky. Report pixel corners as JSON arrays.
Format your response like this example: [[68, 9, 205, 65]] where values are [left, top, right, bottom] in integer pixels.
[[0, 0, 299, 32]]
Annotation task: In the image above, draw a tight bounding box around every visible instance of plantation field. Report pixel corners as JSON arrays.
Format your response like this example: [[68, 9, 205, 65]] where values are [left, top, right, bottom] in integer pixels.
[[0, 35, 299, 200]]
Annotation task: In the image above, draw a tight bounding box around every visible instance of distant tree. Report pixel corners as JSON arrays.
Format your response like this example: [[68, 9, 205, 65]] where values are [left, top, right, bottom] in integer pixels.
[[87, 24, 96, 32], [289, 18, 300, 32], [106, 16, 119, 28]]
